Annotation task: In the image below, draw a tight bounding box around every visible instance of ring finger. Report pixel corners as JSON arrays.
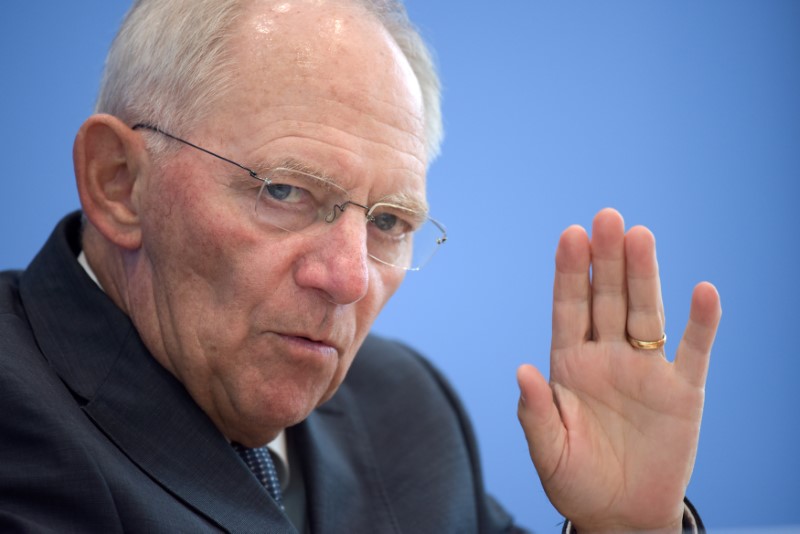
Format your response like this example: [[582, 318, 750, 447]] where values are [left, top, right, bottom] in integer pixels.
[[624, 225, 665, 351]]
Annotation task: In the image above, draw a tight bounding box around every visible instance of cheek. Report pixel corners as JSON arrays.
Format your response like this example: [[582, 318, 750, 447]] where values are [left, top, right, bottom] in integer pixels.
[[138, 167, 292, 357], [141, 167, 254, 281]]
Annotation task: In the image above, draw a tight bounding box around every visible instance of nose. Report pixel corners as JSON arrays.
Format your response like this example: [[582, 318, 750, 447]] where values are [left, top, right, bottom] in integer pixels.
[[294, 210, 370, 305]]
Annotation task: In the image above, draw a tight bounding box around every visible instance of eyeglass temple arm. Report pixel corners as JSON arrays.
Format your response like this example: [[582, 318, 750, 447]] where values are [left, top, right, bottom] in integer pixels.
[[131, 123, 260, 180]]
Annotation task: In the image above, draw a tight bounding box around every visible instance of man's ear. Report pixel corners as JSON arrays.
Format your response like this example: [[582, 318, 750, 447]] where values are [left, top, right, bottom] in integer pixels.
[[74, 114, 148, 250]]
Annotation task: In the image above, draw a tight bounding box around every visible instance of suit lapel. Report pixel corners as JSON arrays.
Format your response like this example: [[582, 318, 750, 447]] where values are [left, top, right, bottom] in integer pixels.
[[20, 213, 297, 533], [294, 385, 400, 533], [85, 331, 296, 533]]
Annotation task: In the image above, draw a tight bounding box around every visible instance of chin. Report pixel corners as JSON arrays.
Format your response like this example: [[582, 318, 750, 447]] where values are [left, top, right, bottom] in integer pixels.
[[225, 354, 351, 441], [251, 384, 329, 432]]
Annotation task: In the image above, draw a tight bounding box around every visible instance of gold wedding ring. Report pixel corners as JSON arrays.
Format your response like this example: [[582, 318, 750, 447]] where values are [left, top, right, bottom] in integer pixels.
[[626, 332, 667, 351]]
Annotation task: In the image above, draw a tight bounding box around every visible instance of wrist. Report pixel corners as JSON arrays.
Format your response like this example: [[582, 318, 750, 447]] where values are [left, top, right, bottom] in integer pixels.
[[570, 521, 683, 534], [564, 502, 699, 534]]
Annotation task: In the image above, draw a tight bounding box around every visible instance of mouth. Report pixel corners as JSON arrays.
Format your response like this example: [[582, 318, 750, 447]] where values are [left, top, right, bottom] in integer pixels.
[[278, 332, 339, 358]]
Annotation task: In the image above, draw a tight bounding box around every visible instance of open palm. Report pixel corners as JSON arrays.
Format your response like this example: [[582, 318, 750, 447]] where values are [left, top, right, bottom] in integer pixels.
[[517, 208, 721, 532]]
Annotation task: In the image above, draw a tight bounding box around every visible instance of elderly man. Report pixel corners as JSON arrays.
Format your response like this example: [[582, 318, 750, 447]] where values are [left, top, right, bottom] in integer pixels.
[[0, 0, 721, 532]]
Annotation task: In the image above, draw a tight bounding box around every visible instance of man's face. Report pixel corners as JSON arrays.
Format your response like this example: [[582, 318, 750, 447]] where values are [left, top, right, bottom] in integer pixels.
[[128, 1, 427, 445]]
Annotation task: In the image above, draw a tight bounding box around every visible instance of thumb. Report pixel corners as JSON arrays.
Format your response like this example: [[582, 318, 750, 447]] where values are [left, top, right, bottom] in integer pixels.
[[517, 364, 566, 482]]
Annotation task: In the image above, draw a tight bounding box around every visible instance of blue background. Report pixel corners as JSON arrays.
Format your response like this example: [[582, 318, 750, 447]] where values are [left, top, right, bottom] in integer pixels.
[[2, 2, 798, 531]]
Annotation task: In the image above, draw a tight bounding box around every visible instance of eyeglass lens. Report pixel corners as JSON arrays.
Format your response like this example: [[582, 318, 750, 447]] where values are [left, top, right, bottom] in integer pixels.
[[255, 168, 444, 270]]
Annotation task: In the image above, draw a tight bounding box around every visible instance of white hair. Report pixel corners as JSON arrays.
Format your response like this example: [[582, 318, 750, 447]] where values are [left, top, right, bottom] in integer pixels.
[[95, 0, 443, 162]]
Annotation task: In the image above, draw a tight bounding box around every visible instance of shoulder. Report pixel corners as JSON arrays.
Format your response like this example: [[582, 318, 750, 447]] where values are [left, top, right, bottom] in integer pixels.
[[0, 274, 125, 530], [345, 333, 465, 419], [0, 268, 89, 454], [340, 333, 470, 448], [0, 269, 52, 396], [336, 334, 521, 533], [348, 334, 453, 391], [0, 269, 25, 320], [343, 334, 473, 472]]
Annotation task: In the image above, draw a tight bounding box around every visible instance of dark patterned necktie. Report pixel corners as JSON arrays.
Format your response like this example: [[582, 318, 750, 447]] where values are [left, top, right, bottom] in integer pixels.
[[232, 443, 284, 509]]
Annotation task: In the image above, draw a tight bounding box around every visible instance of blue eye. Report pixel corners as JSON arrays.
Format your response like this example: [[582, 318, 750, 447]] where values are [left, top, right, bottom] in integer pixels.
[[266, 183, 294, 201], [372, 212, 398, 232], [368, 206, 418, 239]]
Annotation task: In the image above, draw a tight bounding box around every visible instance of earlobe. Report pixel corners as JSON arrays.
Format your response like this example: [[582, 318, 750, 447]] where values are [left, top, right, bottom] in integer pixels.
[[74, 114, 146, 250]]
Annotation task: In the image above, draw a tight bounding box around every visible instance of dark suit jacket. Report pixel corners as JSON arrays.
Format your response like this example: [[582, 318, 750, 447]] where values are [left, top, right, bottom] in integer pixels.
[[0, 213, 521, 533]]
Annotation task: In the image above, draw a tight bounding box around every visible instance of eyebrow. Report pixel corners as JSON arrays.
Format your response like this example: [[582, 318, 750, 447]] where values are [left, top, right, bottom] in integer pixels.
[[250, 156, 429, 214], [249, 157, 332, 182], [377, 190, 429, 215]]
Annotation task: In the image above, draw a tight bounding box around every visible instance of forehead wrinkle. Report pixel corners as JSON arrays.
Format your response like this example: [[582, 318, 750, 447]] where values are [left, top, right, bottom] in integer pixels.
[[240, 114, 425, 168], [239, 96, 424, 158], [240, 118, 426, 174], [315, 93, 423, 132], [311, 95, 425, 151]]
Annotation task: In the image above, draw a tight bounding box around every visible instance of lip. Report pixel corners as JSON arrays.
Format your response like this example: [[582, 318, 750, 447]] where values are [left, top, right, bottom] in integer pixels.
[[275, 332, 340, 358]]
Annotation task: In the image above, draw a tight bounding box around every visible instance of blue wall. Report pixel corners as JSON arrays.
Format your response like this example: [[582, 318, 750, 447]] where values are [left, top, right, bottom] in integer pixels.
[[2, 2, 798, 530]]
